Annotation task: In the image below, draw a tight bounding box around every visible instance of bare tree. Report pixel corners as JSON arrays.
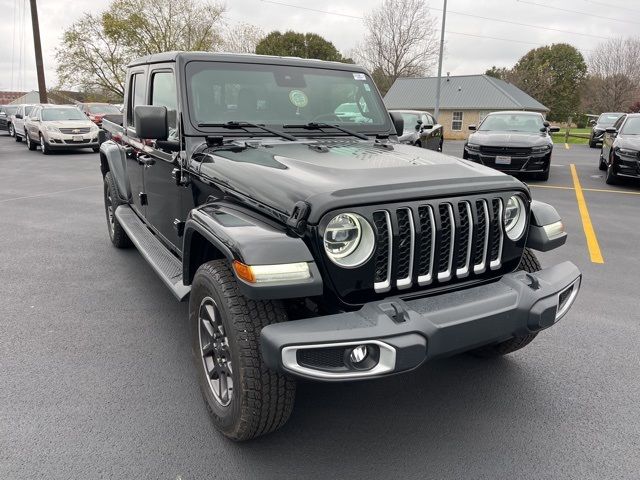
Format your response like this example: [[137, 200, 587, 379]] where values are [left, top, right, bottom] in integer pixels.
[[355, 0, 439, 94], [586, 37, 640, 112], [220, 22, 265, 54]]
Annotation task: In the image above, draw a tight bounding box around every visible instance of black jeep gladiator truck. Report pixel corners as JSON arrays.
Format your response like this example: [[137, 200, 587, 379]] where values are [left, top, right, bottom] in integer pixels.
[[99, 52, 581, 441]]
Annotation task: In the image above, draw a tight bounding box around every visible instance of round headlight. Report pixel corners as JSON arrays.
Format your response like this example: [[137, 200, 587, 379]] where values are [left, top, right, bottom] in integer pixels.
[[324, 213, 375, 268], [504, 195, 527, 241]]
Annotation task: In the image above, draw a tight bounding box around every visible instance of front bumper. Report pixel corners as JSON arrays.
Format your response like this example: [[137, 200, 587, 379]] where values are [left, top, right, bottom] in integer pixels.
[[261, 261, 581, 381], [44, 131, 99, 149], [464, 149, 551, 173]]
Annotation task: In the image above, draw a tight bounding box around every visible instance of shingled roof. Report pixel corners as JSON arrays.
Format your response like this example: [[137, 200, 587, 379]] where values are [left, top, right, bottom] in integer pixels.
[[384, 74, 549, 112]]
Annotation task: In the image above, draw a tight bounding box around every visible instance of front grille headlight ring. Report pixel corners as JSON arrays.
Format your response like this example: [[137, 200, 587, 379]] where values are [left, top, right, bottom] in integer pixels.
[[324, 213, 375, 268], [504, 195, 527, 241]]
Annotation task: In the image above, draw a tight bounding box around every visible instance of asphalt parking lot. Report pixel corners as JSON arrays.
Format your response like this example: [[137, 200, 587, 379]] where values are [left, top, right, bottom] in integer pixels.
[[2, 134, 639, 479]]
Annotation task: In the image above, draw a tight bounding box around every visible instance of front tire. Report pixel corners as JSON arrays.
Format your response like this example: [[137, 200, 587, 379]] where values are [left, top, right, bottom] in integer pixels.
[[470, 249, 541, 357], [605, 153, 620, 185], [26, 133, 37, 151], [598, 151, 607, 171], [589, 139, 597, 148], [8, 123, 14, 137], [40, 135, 50, 155], [190, 260, 296, 441], [103, 172, 131, 248]]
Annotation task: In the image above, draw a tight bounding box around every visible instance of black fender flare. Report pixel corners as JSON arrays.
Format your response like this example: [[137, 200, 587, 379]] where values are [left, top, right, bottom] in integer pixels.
[[183, 203, 323, 300], [526, 200, 567, 252], [99, 140, 130, 202]]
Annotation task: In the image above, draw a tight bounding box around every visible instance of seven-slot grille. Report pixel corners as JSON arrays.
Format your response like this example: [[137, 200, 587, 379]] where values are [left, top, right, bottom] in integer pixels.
[[372, 197, 504, 293]]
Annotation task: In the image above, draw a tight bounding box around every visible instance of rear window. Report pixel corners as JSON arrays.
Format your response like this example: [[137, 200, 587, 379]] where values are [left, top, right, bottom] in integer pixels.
[[598, 113, 623, 126]]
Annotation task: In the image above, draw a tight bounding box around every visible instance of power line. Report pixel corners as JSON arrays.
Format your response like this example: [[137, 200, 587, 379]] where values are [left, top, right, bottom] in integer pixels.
[[583, 0, 640, 13], [516, 0, 640, 26], [259, 0, 606, 48]]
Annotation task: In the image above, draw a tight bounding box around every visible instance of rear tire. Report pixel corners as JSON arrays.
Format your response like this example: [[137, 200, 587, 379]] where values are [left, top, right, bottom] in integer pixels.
[[470, 249, 541, 358], [598, 152, 606, 171], [190, 260, 296, 441], [92, 147, 100, 153], [103, 172, 131, 248], [414, 141, 422, 148], [15, 129, 22, 142]]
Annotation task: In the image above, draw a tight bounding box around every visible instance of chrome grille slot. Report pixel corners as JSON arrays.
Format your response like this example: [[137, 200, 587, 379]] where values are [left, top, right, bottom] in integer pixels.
[[455, 201, 473, 278], [473, 200, 490, 274], [489, 198, 504, 270], [373, 211, 392, 293], [417, 206, 435, 286], [395, 208, 415, 289], [437, 204, 455, 282]]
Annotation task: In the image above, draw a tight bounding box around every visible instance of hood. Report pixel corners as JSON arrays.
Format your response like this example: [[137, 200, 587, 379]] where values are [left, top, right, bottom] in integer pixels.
[[43, 120, 95, 129], [617, 135, 640, 150], [197, 139, 526, 223], [468, 130, 551, 148]]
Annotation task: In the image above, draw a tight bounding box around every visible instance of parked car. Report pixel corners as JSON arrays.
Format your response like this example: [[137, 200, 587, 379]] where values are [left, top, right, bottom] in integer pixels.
[[11, 104, 37, 142], [78, 103, 124, 127], [589, 112, 625, 148], [99, 52, 580, 441], [24, 105, 100, 154], [600, 113, 640, 185], [0, 105, 18, 132], [463, 111, 559, 181], [388, 109, 443, 151]]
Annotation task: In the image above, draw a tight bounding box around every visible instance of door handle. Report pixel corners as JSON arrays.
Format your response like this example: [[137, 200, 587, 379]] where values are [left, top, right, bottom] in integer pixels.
[[138, 155, 156, 167]]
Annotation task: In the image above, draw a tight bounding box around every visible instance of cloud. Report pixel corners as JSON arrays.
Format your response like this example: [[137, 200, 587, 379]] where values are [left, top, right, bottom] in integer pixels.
[[0, 0, 636, 92]]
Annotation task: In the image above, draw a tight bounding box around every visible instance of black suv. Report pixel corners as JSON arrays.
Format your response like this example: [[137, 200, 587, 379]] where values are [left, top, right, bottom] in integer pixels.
[[100, 52, 581, 441], [589, 112, 625, 148]]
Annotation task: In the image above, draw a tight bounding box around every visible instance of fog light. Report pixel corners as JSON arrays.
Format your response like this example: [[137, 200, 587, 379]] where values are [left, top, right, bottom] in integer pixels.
[[349, 345, 369, 364]]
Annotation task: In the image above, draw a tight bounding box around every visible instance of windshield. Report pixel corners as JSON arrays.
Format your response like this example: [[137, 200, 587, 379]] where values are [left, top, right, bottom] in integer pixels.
[[598, 113, 624, 126], [186, 61, 391, 134], [479, 113, 544, 133], [4, 106, 18, 115], [42, 108, 88, 122], [621, 117, 640, 135], [88, 104, 121, 114]]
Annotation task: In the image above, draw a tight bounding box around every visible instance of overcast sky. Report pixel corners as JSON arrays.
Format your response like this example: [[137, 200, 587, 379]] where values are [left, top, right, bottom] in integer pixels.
[[0, 0, 638, 92]]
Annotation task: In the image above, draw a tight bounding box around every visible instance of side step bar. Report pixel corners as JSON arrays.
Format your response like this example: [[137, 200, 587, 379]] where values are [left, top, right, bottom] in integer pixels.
[[115, 205, 190, 301]]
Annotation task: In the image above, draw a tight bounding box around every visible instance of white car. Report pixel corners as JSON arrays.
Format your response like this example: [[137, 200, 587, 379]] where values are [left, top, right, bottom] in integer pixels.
[[24, 105, 100, 154], [11, 104, 36, 142]]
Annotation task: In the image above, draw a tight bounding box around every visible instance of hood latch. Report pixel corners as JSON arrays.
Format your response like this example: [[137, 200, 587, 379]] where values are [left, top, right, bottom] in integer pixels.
[[286, 201, 311, 235]]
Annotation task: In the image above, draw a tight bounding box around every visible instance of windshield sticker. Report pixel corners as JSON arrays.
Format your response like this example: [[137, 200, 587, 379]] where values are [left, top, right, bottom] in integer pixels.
[[363, 84, 371, 92], [289, 90, 308, 108], [353, 73, 366, 80]]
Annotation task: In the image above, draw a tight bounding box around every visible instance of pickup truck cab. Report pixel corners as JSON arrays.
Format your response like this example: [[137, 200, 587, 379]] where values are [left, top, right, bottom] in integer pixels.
[[99, 52, 581, 441]]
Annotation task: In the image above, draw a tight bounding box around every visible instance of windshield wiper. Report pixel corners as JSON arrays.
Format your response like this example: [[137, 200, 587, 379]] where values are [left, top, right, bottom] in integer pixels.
[[283, 122, 369, 140], [197, 121, 297, 141]]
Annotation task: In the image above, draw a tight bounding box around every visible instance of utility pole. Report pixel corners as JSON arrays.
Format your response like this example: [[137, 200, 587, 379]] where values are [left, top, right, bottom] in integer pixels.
[[433, 0, 447, 122], [29, 0, 48, 103]]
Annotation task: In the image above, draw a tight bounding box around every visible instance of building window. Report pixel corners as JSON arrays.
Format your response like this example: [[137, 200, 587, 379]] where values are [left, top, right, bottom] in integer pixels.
[[452, 111, 463, 131]]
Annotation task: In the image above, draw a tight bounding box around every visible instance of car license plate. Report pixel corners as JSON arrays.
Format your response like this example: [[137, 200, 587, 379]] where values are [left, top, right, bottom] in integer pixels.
[[495, 156, 511, 165], [72, 135, 83, 142]]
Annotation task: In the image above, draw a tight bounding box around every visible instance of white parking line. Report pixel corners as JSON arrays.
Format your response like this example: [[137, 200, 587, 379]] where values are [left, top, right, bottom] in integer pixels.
[[0, 185, 99, 203]]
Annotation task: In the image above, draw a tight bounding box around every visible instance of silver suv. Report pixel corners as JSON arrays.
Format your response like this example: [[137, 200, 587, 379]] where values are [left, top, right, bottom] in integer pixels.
[[24, 105, 100, 154]]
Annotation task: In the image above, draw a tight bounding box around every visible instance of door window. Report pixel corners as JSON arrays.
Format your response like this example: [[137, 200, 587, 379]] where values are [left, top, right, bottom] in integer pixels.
[[127, 73, 146, 128], [151, 71, 178, 140]]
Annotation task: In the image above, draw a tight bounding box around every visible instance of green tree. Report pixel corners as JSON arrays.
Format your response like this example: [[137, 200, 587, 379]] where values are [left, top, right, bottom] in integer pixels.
[[510, 44, 587, 121], [255, 31, 350, 62], [485, 66, 511, 81], [56, 0, 226, 97]]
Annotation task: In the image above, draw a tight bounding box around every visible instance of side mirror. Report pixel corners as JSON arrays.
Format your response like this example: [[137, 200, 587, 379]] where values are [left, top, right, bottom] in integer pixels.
[[589, 119, 596, 126], [15, 114, 23, 119], [543, 120, 550, 127], [389, 112, 404, 136], [134, 105, 168, 140], [414, 124, 421, 131], [605, 127, 617, 135], [468, 125, 477, 131], [548, 126, 560, 133]]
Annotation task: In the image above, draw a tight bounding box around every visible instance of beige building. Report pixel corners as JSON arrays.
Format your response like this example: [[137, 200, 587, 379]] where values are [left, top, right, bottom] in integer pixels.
[[384, 74, 549, 140]]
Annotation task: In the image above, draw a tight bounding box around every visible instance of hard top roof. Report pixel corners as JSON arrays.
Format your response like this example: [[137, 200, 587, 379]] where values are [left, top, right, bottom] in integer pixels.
[[127, 51, 368, 73]]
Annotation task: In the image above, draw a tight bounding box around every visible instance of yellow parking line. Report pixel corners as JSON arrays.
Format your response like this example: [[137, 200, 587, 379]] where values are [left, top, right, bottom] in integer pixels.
[[570, 164, 604, 264], [529, 184, 640, 196]]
